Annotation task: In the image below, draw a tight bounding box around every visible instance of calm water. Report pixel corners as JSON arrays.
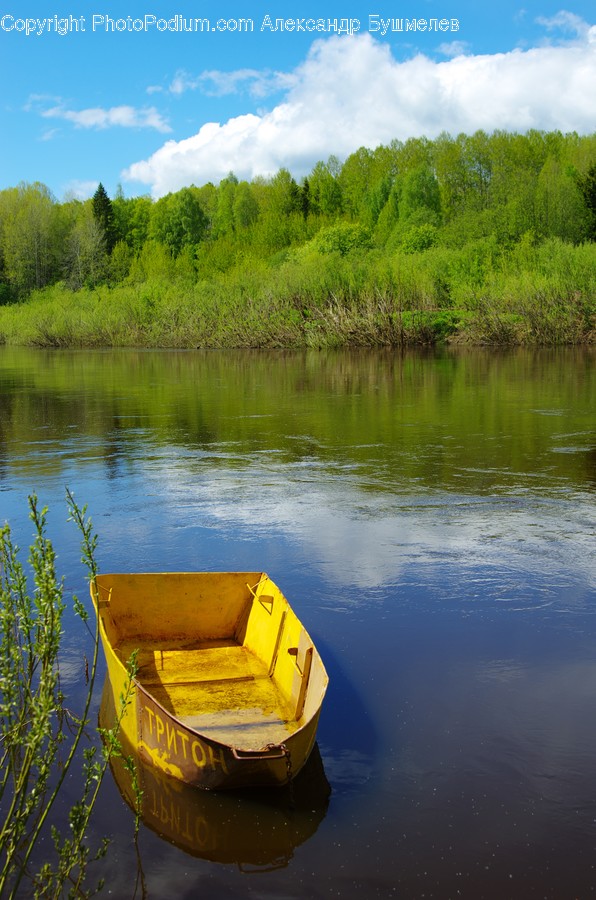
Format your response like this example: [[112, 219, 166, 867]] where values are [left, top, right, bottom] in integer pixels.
[[1, 346, 595, 899]]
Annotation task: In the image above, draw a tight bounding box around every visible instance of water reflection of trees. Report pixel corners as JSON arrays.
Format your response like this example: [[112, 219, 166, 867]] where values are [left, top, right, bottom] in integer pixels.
[[0, 347, 593, 493]]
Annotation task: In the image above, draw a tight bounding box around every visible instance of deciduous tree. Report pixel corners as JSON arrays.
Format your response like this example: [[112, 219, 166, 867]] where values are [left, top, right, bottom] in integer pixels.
[[577, 162, 596, 241], [0, 182, 62, 294], [149, 188, 208, 254]]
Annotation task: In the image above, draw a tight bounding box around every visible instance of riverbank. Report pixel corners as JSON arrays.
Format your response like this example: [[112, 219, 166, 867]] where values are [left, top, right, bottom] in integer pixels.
[[0, 236, 594, 348]]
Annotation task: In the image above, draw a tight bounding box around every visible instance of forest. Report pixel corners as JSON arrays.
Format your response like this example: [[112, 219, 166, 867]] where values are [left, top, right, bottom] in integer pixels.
[[0, 128, 595, 347]]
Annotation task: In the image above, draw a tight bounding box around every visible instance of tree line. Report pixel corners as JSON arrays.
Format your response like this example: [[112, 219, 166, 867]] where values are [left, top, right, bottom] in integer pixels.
[[0, 128, 595, 302], [0, 128, 595, 347]]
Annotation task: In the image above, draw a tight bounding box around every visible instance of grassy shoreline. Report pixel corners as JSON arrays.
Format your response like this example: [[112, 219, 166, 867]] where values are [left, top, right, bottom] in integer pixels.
[[0, 237, 594, 349]]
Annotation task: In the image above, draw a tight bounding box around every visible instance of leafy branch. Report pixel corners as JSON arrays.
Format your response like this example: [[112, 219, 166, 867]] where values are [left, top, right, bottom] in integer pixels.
[[0, 491, 138, 898]]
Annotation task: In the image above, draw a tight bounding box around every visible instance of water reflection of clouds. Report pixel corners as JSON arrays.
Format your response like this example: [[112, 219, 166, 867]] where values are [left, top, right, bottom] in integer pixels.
[[140, 455, 595, 599]]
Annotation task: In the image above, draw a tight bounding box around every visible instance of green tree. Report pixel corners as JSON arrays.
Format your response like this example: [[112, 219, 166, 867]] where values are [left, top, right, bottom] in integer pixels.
[[536, 157, 589, 243], [434, 132, 470, 221], [127, 239, 174, 282], [194, 182, 218, 233], [299, 178, 311, 220], [233, 181, 259, 230], [92, 183, 117, 253], [65, 201, 108, 289], [149, 188, 208, 255], [462, 131, 493, 208], [373, 181, 400, 244], [266, 168, 301, 218], [0, 183, 62, 295], [365, 174, 393, 229], [577, 162, 596, 240], [109, 240, 133, 283], [397, 223, 439, 253], [215, 173, 238, 236], [247, 169, 305, 256], [312, 222, 370, 255], [111, 190, 152, 251], [126, 196, 152, 252], [339, 146, 375, 219], [399, 165, 442, 225], [308, 159, 343, 217], [339, 144, 399, 220]]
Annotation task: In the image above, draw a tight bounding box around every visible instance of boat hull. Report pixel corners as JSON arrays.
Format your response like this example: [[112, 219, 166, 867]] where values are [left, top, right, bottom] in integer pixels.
[[92, 572, 328, 790], [100, 678, 331, 864]]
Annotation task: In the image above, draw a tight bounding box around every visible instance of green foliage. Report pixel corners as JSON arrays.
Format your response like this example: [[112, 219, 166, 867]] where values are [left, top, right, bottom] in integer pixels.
[[262, 168, 302, 223], [0, 129, 595, 347], [0, 183, 63, 295], [112, 195, 151, 252], [109, 240, 133, 284], [576, 162, 596, 240], [128, 240, 175, 283], [149, 187, 208, 255], [233, 181, 259, 230], [65, 201, 108, 289], [310, 223, 371, 256], [535, 158, 588, 242], [398, 165, 442, 225], [0, 492, 137, 897], [396, 223, 439, 254], [91, 183, 117, 254], [308, 159, 343, 217], [214, 173, 238, 236]]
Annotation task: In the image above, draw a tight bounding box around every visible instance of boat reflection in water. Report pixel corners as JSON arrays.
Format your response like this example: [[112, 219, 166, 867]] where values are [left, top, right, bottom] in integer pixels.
[[100, 679, 331, 867]]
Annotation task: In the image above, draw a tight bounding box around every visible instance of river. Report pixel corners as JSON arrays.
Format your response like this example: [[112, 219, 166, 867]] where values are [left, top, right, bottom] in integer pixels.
[[1, 346, 594, 898]]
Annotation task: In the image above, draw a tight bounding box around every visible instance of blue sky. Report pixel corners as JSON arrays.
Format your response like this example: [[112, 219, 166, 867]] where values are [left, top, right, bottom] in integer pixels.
[[1, 1, 595, 199]]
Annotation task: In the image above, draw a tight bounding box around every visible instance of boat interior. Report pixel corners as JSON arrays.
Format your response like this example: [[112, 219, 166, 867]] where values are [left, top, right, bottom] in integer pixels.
[[94, 572, 325, 751]]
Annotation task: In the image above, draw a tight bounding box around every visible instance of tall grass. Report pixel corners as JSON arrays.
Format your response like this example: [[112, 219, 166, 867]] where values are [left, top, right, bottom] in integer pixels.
[[0, 238, 594, 348]]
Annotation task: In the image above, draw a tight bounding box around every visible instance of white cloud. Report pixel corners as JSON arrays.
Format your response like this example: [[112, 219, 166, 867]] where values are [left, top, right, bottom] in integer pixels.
[[41, 104, 171, 133], [536, 10, 591, 38], [144, 68, 295, 98], [166, 67, 297, 98], [24, 92, 62, 111], [437, 40, 470, 57], [62, 179, 99, 200], [39, 128, 60, 142], [123, 21, 596, 198]]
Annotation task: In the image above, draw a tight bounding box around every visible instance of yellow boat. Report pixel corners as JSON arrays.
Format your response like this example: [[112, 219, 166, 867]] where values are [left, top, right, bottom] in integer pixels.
[[91, 572, 329, 790], [100, 680, 331, 865]]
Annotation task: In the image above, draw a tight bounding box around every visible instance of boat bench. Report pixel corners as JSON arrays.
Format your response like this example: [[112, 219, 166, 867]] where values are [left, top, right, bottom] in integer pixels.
[[116, 637, 300, 746]]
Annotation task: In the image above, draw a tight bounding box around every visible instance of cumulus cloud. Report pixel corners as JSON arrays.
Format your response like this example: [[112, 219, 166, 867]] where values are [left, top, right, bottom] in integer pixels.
[[123, 21, 596, 197], [41, 103, 171, 133]]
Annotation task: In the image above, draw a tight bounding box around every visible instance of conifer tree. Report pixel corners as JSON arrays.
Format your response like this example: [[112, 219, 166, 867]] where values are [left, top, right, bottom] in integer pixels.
[[92, 182, 117, 253]]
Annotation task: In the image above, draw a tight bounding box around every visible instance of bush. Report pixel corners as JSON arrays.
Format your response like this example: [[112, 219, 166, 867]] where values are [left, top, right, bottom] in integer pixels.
[[0, 492, 137, 897]]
